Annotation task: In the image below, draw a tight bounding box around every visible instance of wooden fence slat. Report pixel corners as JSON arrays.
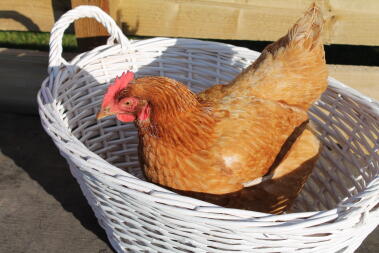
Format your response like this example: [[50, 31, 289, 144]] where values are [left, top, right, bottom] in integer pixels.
[[0, 0, 72, 32], [1, 0, 379, 46], [0, 0, 55, 32], [328, 65, 379, 98], [71, 0, 110, 51], [113, 0, 379, 46]]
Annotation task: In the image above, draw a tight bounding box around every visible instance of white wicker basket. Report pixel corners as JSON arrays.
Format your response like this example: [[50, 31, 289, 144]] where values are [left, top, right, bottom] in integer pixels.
[[38, 6, 379, 253]]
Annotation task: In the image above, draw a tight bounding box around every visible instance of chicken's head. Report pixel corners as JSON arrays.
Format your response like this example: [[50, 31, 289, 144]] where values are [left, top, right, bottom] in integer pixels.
[[96, 71, 150, 123]]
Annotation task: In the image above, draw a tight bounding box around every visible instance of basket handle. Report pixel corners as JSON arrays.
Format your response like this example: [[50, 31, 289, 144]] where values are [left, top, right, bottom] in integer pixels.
[[48, 5, 130, 73]]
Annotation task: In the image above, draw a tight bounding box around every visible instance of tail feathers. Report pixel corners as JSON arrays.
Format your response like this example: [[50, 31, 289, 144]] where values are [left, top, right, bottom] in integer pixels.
[[288, 3, 324, 49], [229, 3, 328, 110]]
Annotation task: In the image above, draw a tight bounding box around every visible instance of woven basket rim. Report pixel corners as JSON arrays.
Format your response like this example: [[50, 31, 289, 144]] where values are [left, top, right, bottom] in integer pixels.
[[36, 6, 379, 230]]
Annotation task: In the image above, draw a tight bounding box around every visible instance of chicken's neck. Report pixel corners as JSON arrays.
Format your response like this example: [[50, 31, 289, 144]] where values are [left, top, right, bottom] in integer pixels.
[[131, 78, 215, 153]]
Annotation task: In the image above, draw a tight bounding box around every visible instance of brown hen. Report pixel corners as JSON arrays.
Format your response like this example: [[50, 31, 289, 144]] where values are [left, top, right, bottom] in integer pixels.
[[97, 3, 327, 214]]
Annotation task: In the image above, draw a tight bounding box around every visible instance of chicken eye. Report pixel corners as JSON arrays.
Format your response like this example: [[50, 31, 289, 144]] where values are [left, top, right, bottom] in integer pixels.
[[121, 98, 137, 107]]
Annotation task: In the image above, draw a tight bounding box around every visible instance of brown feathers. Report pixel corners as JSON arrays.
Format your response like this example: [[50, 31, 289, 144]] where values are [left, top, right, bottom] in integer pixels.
[[203, 3, 327, 110]]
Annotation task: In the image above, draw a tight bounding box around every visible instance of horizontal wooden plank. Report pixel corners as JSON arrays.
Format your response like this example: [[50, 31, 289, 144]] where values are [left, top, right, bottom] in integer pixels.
[[113, 0, 379, 46], [328, 64, 379, 98], [0, 0, 71, 32], [2, 0, 379, 46], [1, 48, 378, 114]]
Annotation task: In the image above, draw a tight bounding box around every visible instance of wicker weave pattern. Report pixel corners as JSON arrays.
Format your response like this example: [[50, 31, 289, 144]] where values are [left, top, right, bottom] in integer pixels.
[[38, 6, 379, 252]]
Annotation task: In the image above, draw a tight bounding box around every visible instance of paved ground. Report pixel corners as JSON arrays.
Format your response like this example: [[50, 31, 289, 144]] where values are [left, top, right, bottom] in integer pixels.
[[0, 111, 378, 253], [0, 112, 113, 253]]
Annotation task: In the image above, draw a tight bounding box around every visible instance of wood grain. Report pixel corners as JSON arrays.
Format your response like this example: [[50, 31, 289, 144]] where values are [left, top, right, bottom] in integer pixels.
[[114, 0, 379, 46], [1, 0, 379, 46], [0, 0, 55, 32], [71, 0, 110, 51], [328, 64, 379, 98]]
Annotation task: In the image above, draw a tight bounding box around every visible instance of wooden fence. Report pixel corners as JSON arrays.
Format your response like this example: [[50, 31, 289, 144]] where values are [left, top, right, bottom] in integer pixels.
[[1, 0, 379, 112], [3, 0, 379, 45]]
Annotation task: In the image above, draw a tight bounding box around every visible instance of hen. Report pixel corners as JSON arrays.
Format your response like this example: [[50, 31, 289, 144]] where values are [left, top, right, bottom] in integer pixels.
[[97, 3, 327, 214]]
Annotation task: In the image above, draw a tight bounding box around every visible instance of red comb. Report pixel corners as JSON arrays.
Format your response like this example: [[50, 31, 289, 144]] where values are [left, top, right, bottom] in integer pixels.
[[103, 71, 134, 104]]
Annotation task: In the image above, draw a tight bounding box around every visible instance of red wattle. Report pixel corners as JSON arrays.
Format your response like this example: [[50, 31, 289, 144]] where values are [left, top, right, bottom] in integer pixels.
[[117, 113, 136, 122]]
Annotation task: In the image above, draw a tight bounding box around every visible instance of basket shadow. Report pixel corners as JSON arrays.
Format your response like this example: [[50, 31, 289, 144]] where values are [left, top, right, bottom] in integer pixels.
[[0, 11, 41, 31], [0, 112, 114, 251]]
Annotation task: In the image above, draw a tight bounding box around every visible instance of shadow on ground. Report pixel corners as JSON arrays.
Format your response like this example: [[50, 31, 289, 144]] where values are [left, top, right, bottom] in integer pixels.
[[0, 111, 114, 253]]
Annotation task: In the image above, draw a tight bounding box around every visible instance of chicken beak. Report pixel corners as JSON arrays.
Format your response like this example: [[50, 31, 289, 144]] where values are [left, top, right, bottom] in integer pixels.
[[96, 109, 114, 120]]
